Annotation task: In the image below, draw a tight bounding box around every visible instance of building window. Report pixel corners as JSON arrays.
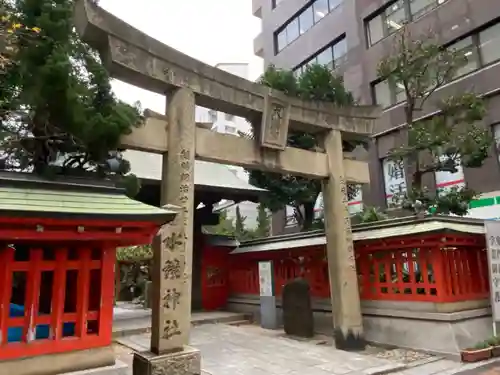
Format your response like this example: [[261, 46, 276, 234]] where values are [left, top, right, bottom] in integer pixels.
[[394, 82, 406, 103], [313, 0, 329, 23], [286, 18, 300, 45], [333, 38, 347, 65], [449, 36, 478, 78], [274, 0, 344, 54], [316, 48, 334, 66], [480, 22, 500, 66], [272, 0, 284, 9], [329, 0, 342, 11], [293, 36, 347, 76], [276, 29, 287, 52], [372, 80, 391, 108], [385, 0, 407, 35], [372, 19, 500, 108], [299, 7, 314, 35], [224, 125, 236, 134], [224, 113, 235, 122], [208, 110, 217, 123], [366, 0, 448, 46]]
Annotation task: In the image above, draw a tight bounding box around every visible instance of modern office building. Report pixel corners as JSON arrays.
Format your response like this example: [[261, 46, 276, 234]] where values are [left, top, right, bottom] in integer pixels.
[[253, 0, 500, 226]]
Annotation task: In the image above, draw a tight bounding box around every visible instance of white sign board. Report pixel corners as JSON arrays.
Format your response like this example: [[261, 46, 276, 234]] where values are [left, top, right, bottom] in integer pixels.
[[258, 261, 274, 297], [485, 221, 500, 322], [383, 159, 407, 207], [348, 185, 363, 215], [435, 155, 465, 195]]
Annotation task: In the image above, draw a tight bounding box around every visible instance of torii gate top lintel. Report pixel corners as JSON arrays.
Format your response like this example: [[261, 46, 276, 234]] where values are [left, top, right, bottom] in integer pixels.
[[74, 0, 380, 144]]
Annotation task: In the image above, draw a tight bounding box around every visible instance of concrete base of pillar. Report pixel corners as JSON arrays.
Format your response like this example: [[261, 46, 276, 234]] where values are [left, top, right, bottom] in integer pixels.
[[133, 346, 201, 375], [333, 328, 366, 351]]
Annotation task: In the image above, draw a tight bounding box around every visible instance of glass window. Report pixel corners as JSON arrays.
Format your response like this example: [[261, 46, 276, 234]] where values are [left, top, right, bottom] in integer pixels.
[[208, 110, 218, 123], [410, 0, 438, 20], [224, 125, 236, 134], [224, 113, 234, 122], [313, 0, 329, 23], [276, 29, 287, 52], [367, 15, 384, 46], [480, 23, 500, 65], [286, 18, 300, 44], [394, 82, 406, 103], [329, 0, 342, 11], [299, 6, 314, 35], [385, 0, 407, 35], [373, 80, 391, 108], [316, 47, 334, 66], [333, 38, 348, 65], [449, 36, 478, 78]]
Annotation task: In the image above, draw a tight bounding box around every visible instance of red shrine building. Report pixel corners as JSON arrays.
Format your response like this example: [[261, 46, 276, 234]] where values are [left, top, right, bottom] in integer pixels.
[[205, 216, 493, 356], [0, 172, 177, 375]]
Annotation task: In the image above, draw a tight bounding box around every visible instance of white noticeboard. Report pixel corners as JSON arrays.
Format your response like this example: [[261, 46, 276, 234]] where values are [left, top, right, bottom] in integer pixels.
[[382, 159, 407, 207], [485, 221, 500, 324], [258, 261, 274, 297]]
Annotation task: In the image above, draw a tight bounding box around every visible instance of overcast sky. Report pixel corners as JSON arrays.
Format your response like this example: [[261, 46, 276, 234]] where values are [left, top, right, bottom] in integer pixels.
[[99, 0, 263, 113]]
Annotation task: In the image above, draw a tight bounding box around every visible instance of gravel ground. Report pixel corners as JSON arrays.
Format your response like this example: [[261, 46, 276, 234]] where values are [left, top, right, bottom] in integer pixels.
[[362, 345, 434, 364]]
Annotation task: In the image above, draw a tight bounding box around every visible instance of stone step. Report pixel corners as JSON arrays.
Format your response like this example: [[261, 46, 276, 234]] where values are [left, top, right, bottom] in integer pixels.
[[61, 360, 129, 375], [191, 312, 252, 326], [113, 311, 253, 338], [225, 320, 252, 326]]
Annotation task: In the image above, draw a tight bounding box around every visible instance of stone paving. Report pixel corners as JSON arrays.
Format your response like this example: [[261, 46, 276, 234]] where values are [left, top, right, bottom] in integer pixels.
[[116, 324, 405, 375], [114, 323, 500, 375]]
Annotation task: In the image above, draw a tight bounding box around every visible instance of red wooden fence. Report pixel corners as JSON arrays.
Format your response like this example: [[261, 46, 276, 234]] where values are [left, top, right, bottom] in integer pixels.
[[229, 233, 489, 303], [0, 244, 115, 360]]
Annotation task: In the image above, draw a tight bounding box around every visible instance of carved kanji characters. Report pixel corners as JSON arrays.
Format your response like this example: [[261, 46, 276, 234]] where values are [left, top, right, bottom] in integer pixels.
[[162, 259, 182, 280], [162, 319, 181, 340]]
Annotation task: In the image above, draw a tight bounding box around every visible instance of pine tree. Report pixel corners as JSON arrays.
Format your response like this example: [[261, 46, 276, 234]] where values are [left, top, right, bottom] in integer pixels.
[[254, 204, 270, 238], [0, 0, 141, 191], [234, 205, 247, 240], [205, 210, 236, 237]]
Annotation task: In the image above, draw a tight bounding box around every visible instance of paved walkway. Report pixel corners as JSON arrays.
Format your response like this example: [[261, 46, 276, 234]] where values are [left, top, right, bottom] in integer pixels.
[[453, 362, 500, 374], [112, 302, 248, 337], [116, 324, 405, 375]]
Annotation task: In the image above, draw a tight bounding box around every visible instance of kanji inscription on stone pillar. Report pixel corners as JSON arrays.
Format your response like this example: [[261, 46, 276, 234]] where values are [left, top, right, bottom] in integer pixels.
[[321, 129, 364, 351], [150, 88, 196, 354]]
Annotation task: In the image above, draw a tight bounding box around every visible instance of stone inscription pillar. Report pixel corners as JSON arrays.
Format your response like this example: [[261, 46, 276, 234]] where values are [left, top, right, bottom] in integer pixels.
[[134, 87, 201, 375], [321, 129, 365, 351]]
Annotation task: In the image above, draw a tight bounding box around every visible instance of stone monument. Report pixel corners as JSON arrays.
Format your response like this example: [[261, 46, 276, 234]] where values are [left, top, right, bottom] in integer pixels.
[[74, 0, 380, 372], [282, 278, 314, 338]]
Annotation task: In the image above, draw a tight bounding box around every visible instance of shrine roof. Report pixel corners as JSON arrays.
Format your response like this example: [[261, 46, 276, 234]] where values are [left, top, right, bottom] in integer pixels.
[[231, 216, 486, 254], [125, 150, 266, 198], [0, 172, 177, 224]]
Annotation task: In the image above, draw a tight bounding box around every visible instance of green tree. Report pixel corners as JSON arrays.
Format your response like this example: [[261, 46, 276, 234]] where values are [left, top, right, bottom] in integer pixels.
[[380, 27, 492, 216], [254, 203, 271, 238], [243, 64, 361, 231], [205, 210, 237, 237], [352, 206, 388, 224], [0, 0, 141, 193], [234, 205, 247, 240]]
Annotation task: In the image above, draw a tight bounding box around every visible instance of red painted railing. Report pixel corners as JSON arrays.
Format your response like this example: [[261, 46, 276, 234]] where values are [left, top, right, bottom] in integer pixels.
[[229, 233, 489, 303], [356, 234, 489, 302], [0, 244, 115, 360]]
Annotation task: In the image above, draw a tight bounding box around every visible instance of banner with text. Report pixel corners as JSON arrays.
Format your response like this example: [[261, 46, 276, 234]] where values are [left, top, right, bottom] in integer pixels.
[[485, 221, 500, 322]]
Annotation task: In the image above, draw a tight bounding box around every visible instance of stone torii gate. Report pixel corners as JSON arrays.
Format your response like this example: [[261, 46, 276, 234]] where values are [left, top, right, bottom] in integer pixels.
[[74, 1, 380, 374]]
